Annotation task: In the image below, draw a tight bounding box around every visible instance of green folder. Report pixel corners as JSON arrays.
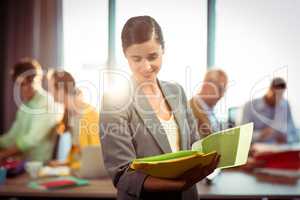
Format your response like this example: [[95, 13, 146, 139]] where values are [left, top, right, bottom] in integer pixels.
[[131, 123, 253, 178], [131, 150, 217, 179]]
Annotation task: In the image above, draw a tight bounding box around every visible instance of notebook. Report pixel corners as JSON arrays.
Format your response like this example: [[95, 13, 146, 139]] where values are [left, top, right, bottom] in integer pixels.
[[28, 176, 89, 190]]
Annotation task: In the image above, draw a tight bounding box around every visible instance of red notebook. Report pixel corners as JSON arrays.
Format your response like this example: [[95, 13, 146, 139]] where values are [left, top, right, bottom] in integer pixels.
[[255, 150, 300, 170], [41, 180, 77, 189], [28, 176, 89, 190]]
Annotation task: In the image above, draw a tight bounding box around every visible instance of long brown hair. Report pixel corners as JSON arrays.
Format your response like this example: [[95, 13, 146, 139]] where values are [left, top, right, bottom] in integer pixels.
[[48, 69, 78, 133]]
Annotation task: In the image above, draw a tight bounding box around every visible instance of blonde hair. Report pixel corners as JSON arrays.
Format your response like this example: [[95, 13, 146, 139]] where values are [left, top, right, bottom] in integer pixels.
[[204, 68, 228, 83]]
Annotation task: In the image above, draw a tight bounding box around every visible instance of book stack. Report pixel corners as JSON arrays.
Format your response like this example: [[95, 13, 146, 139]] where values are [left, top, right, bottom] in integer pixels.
[[253, 143, 300, 178]]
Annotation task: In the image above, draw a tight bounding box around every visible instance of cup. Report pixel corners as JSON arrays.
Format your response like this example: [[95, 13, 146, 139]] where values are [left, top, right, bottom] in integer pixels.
[[0, 167, 7, 184], [25, 161, 43, 179]]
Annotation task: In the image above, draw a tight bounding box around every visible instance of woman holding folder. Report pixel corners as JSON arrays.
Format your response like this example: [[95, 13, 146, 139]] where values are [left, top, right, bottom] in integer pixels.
[[100, 16, 219, 200]]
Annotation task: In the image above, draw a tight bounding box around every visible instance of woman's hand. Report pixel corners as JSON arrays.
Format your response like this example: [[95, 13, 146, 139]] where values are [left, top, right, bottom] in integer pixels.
[[47, 160, 67, 167], [143, 154, 220, 192], [179, 154, 220, 190]]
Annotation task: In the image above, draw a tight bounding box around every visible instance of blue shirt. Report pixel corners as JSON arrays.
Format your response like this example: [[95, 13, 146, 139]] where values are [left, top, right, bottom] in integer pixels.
[[241, 97, 298, 143]]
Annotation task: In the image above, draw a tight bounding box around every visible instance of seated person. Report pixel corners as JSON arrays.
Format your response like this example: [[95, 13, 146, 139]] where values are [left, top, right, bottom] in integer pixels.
[[47, 69, 100, 169], [189, 69, 228, 136], [241, 77, 298, 144], [0, 58, 63, 162]]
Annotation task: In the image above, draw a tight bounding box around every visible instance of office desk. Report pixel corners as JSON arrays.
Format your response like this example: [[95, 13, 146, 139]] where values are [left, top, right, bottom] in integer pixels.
[[197, 170, 300, 200], [0, 171, 299, 199]]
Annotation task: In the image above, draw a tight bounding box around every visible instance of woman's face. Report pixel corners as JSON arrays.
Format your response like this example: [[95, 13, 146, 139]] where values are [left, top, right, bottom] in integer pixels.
[[16, 78, 35, 103], [48, 78, 67, 105], [124, 38, 163, 83]]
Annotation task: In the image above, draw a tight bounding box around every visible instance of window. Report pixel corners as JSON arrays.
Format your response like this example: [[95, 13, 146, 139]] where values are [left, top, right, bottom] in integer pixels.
[[63, 0, 208, 102], [215, 0, 300, 126], [63, 0, 108, 109], [115, 0, 208, 98]]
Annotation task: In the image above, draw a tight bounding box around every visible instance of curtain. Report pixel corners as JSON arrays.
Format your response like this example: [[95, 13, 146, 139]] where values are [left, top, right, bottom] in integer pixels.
[[0, 0, 63, 133]]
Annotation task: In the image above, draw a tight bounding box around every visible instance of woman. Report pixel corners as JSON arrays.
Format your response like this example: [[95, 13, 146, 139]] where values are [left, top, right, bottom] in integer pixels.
[[100, 16, 219, 200], [48, 69, 100, 169]]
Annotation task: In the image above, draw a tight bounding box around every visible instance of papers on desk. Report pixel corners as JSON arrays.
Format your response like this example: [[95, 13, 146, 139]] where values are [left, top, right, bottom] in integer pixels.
[[28, 176, 89, 190], [131, 123, 254, 178], [192, 122, 254, 169]]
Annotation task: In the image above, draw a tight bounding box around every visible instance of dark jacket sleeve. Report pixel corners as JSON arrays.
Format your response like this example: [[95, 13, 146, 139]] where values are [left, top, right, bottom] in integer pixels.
[[100, 95, 148, 199]]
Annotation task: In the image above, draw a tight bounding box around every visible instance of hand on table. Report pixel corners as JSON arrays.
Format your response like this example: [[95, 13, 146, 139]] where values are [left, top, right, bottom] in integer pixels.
[[259, 127, 275, 141], [274, 132, 287, 144]]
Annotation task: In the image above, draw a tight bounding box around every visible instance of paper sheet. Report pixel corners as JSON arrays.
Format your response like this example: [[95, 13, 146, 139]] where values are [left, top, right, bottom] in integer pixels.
[[192, 123, 254, 168]]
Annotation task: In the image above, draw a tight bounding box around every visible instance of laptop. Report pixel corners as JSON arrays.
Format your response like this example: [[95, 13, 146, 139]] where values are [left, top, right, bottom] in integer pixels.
[[76, 145, 109, 179]]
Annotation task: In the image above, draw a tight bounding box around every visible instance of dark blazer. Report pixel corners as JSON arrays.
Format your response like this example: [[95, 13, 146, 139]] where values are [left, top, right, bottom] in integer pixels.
[[100, 79, 200, 200]]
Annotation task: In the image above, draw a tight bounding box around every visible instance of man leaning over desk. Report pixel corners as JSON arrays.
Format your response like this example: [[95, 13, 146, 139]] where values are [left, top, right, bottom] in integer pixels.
[[241, 77, 299, 144]]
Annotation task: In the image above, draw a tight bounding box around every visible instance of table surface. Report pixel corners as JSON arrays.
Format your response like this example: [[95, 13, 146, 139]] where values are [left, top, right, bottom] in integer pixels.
[[0, 174, 117, 199], [197, 170, 300, 199], [0, 171, 299, 199]]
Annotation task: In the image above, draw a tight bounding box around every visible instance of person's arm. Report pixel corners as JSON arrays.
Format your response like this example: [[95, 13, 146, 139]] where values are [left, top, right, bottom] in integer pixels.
[[268, 101, 296, 144], [0, 145, 20, 161], [189, 98, 212, 137], [285, 102, 298, 143], [257, 127, 276, 142], [0, 111, 21, 149], [48, 159, 68, 167], [240, 103, 263, 143], [15, 110, 61, 155], [100, 97, 148, 199]]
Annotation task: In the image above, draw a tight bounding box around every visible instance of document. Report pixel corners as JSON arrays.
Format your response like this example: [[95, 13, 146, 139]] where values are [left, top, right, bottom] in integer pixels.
[[192, 122, 254, 168]]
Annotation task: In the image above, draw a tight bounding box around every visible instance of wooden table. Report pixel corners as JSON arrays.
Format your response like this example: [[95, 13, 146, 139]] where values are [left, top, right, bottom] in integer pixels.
[[0, 171, 299, 199], [0, 174, 117, 199]]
